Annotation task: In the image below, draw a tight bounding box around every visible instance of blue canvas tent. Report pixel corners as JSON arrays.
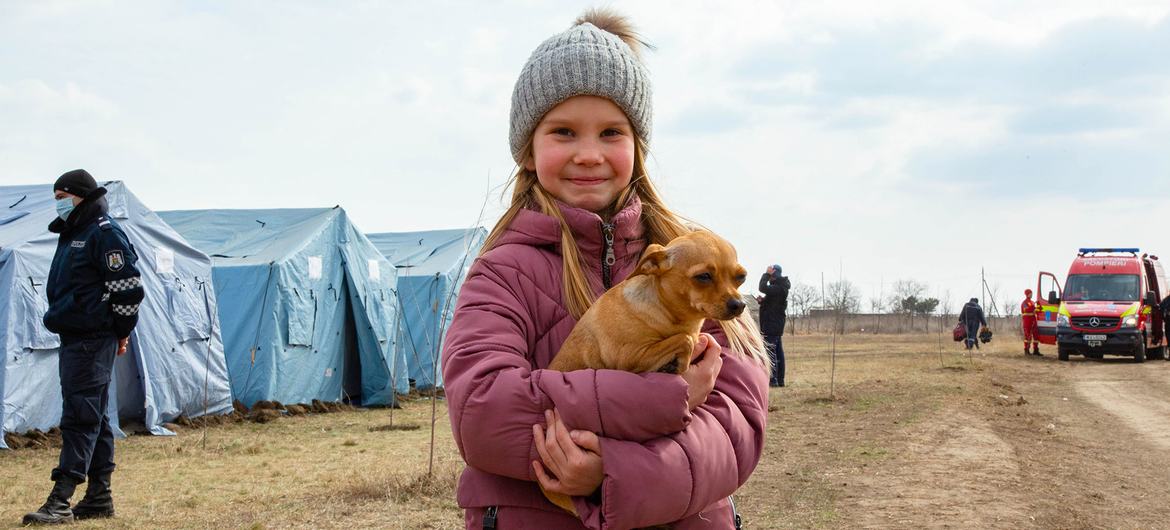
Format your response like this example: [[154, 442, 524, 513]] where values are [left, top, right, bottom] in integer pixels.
[[366, 228, 486, 390], [158, 207, 407, 407], [1, 182, 233, 449]]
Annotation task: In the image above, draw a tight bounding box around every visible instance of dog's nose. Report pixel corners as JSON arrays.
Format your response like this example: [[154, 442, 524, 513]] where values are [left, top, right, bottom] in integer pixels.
[[726, 298, 745, 317]]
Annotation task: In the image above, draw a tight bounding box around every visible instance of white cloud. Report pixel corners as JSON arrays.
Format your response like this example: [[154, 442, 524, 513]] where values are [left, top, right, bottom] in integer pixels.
[[0, 80, 119, 119], [2, 0, 1169, 305]]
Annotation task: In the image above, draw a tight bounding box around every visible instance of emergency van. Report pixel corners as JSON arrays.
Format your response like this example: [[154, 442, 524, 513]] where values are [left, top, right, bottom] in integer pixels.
[[1035, 249, 1168, 362]]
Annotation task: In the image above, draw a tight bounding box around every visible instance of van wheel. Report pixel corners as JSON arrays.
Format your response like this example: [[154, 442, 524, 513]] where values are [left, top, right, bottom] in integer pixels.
[[1058, 346, 1070, 361], [1134, 341, 1147, 363]]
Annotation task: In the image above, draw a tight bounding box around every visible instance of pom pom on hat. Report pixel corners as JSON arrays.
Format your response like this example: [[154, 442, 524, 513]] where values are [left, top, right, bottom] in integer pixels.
[[509, 8, 653, 163]]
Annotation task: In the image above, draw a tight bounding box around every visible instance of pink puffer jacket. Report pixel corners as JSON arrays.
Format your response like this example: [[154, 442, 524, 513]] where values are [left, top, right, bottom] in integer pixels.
[[442, 196, 770, 529]]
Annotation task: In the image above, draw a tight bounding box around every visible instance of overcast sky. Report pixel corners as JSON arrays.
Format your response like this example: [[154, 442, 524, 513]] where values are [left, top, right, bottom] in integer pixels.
[[3, 0, 1169, 315]]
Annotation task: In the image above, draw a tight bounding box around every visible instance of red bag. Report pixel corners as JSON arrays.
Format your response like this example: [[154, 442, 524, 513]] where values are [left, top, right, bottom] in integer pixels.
[[952, 322, 966, 342]]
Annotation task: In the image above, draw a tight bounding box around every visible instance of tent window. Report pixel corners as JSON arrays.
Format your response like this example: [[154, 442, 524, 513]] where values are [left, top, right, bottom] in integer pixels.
[[365, 289, 392, 345], [168, 278, 211, 342], [286, 288, 317, 347]]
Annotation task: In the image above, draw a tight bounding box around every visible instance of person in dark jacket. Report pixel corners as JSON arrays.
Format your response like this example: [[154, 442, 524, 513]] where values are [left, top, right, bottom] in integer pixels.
[[758, 264, 791, 387], [1160, 294, 1170, 350], [23, 170, 144, 526], [958, 297, 987, 351]]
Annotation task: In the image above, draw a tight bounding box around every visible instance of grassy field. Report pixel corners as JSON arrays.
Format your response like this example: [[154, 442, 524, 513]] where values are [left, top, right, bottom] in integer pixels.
[[6, 331, 1170, 528], [1, 397, 464, 529]]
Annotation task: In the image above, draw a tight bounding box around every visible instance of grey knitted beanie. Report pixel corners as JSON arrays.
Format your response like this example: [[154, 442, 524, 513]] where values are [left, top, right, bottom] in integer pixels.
[[509, 18, 653, 163]]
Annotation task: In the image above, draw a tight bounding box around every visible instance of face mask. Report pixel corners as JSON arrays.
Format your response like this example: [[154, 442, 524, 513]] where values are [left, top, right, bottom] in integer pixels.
[[56, 198, 75, 221]]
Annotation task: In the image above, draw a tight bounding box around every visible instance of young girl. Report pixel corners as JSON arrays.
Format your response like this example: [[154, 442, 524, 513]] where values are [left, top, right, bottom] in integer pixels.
[[443, 9, 770, 529]]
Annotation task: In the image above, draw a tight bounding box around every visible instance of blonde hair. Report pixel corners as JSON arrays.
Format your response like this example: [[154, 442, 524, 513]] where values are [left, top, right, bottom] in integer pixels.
[[482, 138, 769, 369]]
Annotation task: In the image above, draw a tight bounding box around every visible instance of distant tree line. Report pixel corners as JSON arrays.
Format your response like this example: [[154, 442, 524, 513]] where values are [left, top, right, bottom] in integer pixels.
[[772, 277, 962, 334]]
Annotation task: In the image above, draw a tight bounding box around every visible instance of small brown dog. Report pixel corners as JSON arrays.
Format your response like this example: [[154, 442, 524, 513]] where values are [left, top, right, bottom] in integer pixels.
[[541, 230, 748, 514]]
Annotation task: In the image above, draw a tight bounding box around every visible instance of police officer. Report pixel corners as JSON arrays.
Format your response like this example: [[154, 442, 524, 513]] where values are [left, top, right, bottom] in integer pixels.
[[23, 170, 143, 525]]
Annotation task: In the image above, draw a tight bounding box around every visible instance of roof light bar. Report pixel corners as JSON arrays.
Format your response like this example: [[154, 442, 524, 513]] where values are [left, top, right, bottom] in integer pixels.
[[1078, 247, 1140, 255]]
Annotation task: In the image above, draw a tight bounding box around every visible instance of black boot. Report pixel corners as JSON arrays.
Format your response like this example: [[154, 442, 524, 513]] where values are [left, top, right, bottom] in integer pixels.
[[1033, 345, 1041, 356], [22, 478, 77, 525], [72, 474, 114, 520]]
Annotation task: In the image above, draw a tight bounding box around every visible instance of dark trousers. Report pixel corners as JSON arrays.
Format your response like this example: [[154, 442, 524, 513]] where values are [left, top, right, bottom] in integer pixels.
[[964, 322, 981, 350], [764, 333, 785, 386], [52, 335, 117, 484]]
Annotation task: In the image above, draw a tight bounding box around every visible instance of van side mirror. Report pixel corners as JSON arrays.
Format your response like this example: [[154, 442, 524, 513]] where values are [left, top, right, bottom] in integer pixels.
[[1145, 291, 1157, 307], [1047, 291, 1059, 305]]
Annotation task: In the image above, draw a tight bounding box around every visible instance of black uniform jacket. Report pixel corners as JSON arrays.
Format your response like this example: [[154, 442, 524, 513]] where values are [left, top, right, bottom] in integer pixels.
[[43, 189, 144, 340]]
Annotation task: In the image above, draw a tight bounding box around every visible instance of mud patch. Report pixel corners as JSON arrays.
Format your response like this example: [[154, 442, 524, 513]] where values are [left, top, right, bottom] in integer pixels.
[[368, 424, 422, 432], [3, 428, 61, 450], [803, 395, 848, 405]]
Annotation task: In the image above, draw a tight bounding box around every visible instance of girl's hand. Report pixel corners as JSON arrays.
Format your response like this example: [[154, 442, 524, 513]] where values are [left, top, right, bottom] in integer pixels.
[[682, 333, 723, 410], [532, 409, 603, 497]]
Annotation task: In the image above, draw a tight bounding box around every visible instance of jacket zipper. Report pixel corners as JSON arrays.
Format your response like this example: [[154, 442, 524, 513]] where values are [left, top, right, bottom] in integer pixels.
[[601, 222, 616, 288]]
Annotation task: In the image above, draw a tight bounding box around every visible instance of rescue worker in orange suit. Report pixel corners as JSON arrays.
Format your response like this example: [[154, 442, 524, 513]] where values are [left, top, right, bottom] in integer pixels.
[[1021, 289, 1042, 356]]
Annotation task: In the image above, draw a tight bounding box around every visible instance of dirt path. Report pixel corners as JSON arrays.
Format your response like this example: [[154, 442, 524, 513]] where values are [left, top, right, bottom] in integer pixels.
[[1075, 379, 1170, 451], [959, 355, 1170, 529], [754, 336, 1170, 529], [851, 411, 1029, 528]]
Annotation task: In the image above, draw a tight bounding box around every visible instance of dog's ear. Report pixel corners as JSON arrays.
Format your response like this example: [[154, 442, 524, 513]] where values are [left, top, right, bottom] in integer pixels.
[[636, 244, 671, 276]]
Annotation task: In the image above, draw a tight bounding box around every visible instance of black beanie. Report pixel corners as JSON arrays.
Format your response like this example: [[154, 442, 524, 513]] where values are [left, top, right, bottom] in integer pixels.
[[54, 169, 99, 199]]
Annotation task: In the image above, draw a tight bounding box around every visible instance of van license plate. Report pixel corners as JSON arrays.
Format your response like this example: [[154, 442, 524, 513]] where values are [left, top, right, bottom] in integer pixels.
[[1084, 334, 1107, 341]]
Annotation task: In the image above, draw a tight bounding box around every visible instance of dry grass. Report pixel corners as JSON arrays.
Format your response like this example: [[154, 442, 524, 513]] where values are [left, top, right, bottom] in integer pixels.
[[733, 332, 1010, 529], [1, 396, 465, 529], [1, 333, 1036, 529], [335, 468, 459, 504]]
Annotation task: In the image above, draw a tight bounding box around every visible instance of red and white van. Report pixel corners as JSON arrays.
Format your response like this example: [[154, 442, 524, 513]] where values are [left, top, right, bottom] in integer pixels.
[[1036, 248, 1169, 362]]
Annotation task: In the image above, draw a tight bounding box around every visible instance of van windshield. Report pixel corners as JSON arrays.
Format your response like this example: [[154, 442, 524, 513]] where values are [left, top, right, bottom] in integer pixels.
[[1064, 274, 1140, 302]]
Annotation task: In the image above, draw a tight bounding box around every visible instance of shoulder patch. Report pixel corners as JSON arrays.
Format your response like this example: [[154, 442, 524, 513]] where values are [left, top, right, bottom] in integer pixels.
[[99, 219, 113, 231], [105, 250, 125, 272]]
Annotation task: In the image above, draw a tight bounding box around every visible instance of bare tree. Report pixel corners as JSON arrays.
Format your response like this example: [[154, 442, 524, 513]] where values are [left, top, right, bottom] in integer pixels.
[[869, 294, 886, 334], [1002, 299, 1018, 338], [1002, 300, 1017, 318], [985, 282, 1003, 330], [788, 283, 818, 334], [937, 290, 953, 346], [825, 280, 862, 314], [939, 290, 954, 321]]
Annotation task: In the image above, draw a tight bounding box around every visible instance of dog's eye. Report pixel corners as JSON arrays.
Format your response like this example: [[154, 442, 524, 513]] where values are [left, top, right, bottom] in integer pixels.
[[693, 272, 713, 284]]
